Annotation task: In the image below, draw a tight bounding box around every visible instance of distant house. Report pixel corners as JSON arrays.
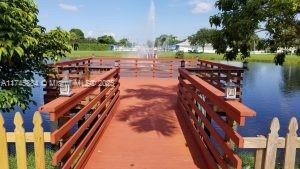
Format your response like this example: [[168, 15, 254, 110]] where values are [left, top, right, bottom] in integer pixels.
[[202, 43, 215, 53], [175, 39, 195, 52], [175, 40, 216, 53]]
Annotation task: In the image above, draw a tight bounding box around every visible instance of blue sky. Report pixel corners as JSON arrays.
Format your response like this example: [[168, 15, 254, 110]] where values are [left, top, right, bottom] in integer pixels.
[[36, 0, 218, 42]]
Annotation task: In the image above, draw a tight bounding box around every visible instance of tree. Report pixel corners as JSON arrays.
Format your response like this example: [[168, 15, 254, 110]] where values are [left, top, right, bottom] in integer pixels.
[[155, 35, 179, 51], [210, 0, 299, 64], [97, 35, 116, 45], [0, 0, 71, 112], [118, 38, 130, 47], [256, 38, 269, 51], [70, 32, 80, 50], [70, 28, 84, 40], [188, 28, 216, 52]]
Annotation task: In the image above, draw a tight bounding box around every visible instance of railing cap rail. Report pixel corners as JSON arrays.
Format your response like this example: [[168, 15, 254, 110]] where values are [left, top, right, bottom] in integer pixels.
[[39, 68, 119, 120], [50, 57, 93, 67], [179, 68, 256, 125]]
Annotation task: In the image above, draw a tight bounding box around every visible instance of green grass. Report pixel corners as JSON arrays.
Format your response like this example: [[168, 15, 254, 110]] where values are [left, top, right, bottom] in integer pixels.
[[9, 149, 56, 169], [67, 51, 300, 65], [239, 151, 300, 169]]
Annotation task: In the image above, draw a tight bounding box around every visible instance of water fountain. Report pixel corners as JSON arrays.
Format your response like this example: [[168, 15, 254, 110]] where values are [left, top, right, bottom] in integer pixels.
[[136, 0, 157, 59]]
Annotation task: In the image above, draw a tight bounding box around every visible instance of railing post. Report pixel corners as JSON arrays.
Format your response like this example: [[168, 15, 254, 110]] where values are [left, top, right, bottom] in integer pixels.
[[152, 60, 155, 78], [169, 61, 173, 78], [181, 60, 186, 68], [135, 59, 138, 77], [114, 60, 120, 68]]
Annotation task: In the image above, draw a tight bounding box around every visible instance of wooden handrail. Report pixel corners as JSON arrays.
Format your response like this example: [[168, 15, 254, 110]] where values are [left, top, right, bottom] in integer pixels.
[[197, 59, 242, 70], [40, 67, 120, 168], [178, 67, 256, 169], [179, 68, 255, 124], [51, 58, 93, 67], [40, 68, 119, 120]]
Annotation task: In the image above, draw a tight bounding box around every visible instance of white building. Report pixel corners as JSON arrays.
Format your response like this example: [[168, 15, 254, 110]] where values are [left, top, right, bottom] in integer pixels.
[[175, 39, 196, 52], [175, 40, 216, 53], [202, 43, 215, 53]]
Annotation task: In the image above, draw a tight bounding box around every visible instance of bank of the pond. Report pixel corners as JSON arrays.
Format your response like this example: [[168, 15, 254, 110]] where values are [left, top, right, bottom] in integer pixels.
[[66, 51, 300, 65]]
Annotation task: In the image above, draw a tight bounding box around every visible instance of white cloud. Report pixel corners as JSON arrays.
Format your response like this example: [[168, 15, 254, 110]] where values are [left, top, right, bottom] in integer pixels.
[[189, 0, 214, 14], [59, 3, 79, 12]]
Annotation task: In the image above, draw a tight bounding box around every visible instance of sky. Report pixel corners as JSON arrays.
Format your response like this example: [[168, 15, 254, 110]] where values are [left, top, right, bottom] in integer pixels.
[[36, 0, 218, 42]]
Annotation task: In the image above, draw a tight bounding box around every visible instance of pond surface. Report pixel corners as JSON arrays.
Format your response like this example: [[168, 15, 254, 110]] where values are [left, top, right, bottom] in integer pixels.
[[2, 75, 51, 132], [2, 62, 300, 137], [238, 62, 300, 136]]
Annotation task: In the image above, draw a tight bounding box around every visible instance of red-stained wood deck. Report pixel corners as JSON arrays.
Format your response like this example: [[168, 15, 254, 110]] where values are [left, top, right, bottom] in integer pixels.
[[83, 78, 208, 169]]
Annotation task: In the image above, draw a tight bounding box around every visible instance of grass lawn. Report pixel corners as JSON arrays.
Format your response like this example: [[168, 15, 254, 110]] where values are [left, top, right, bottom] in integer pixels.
[[67, 51, 300, 65], [9, 149, 55, 169]]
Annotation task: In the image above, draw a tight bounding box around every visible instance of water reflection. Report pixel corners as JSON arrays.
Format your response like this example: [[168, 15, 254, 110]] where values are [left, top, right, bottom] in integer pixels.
[[1, 75, 51, 132], [239, 63, 300, 137], [281, 65, 300, 95]]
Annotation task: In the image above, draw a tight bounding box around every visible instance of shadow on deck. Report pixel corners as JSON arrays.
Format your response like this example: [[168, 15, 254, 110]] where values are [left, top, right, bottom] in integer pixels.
[[84, 78, 207, 169]]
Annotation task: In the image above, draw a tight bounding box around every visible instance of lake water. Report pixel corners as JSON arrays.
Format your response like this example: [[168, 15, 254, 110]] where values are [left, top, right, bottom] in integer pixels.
[[239, 63, 300, 137], [2, 62, 300, 137]]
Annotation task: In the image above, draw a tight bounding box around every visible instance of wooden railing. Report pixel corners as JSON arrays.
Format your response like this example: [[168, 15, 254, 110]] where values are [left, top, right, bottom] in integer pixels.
[[243, 117, 300, 169], [44, 58, 112, 103], [92, 58, 199, 78], [178, 68, 256, 169], [52, 58, 93, 67], [0, 112, 51, 169], [39, 68, 120, 169], [188, 60, 244, 99], [49, 57, 245, 81]]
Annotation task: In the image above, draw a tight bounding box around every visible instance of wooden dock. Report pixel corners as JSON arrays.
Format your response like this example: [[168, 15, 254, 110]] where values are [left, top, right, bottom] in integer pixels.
[[40, 58, 257, 169], [1, 58, 299, 169], [84, 78, 207, 169]]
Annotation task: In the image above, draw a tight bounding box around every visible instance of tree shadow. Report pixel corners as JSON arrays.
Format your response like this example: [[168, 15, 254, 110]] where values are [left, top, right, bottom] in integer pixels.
[[117, 84, 179, 136]]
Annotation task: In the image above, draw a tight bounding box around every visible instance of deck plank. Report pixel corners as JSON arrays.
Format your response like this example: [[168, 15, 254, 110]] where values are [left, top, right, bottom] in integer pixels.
[[84, 78, 207, 169]]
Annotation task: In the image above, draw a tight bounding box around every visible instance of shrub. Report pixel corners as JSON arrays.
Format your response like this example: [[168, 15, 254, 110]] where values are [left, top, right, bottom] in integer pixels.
[[175, 51, 184, 59], [78, 43, 110, 51], [274, 52, 286, 65], [295, 48, 300, 56]]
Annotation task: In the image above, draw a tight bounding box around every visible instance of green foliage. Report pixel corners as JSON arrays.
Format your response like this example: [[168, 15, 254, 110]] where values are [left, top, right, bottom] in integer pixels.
[[257, 39, 269, 51], [188, 28, 216, 52], [175, 51, 184, 59], [274, 52, 286, 65], [70, 28, 84, 40], [78, 43, 109, 51], [210, 0, 300, 63], [295, 48, 300, 56], [239, 152, 254, 169], [9, 148, 56, 169], [97, 35, 116, 45], [155, 34, 179, 50], [0, 0, 71, 112], [118, 38, 131, 47]]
